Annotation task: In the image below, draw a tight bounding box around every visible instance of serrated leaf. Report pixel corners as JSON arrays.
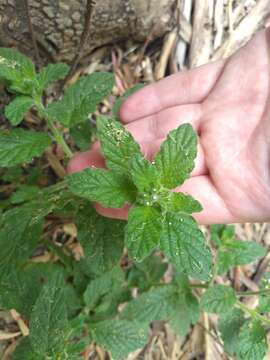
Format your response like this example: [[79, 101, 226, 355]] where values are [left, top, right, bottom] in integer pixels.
[[217, 240, 266, 275], [47, 72, 114, 127], [130, 154, 159, 193], [37, 63, 70, 91], [5, 96, 34, 125], [0, 263, 64, 317], [237, 321, 267, 360], [113, 83, 144, 118], [160, 213, 212, 280], [125, 206, 162, 262], [258, 273, 270, 313], [168, 286, 199, 337], [0, 129, 51, 167], [160, 191, 202, 214], [70, 120, 92, 151], [200, 285, 236, 314], [68, 168, 137, 207], [0, 47, 36, 94], [121, 285, 175, 323], [90, 319, 148, 360], [75, 205, 125, 274], [29, 272, 69, 357], [154, 123, 197, 189], [97, 116, 141, 174], [83, 266, 124, 310], [0, 205, 43, 280], [11, 338, 40, 360], [10, 185, 40, 204], [218, 308, 245, 355]]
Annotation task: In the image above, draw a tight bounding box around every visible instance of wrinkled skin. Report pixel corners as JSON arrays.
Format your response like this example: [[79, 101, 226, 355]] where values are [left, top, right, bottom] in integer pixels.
[[68, 28, 270, 225]]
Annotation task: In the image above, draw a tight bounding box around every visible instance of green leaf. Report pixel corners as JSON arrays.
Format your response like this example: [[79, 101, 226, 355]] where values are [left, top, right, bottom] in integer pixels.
[[10, 185, 40, 204], [75, 205, 125, 274], [68, 168, 137, 207], [5, 96, 34, 125], [160, 191, 202, 214], [168, 284, 199, 337], [0, 129, 51, 167], [70, 120, 92, 151], [130, 154, 159, 193], [160, 213, 212, 280], [217, 240, 266, 275], [47, 72, 114, 127], [125, 206, 163, 262], [237, 321, 267, 360], [83, 266, 124, 310], [96, 116, 141, 174], [200, 285, 236, 314], [29, 272, 69, 357], [121, 285, 175, 323], [218, 308, 245, 356], [37, 63, 70, 91], [0, 205, 43, 280], [154, 123, 197, 189], [0, 263, 64, 317], [90, 319, 148, 360], [258, 273, 270, 313], [11, 338, 40, 360], [0, 47, 36, 94], [113, 83, 144, 118]]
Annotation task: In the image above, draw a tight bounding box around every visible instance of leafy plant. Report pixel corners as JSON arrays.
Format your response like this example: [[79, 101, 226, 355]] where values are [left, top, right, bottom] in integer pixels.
[[0, 48, 270, 360]]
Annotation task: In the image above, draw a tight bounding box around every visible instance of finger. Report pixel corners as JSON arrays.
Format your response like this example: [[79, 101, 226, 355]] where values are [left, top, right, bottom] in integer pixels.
[[177, 176, 235, 224], [95, 203, 129, 220], [126, 104, 202, 143], [67, 148, 105, 174], [120, 59, 225, 123]]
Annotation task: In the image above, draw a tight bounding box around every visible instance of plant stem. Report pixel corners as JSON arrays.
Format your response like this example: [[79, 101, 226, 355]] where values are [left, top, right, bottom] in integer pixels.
[[35, 100, 73, 159], [236, 300, 270, 326]]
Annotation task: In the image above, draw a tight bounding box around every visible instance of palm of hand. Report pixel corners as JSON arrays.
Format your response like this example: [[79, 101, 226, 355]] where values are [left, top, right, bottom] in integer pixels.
[[68, 29, 270, 224]]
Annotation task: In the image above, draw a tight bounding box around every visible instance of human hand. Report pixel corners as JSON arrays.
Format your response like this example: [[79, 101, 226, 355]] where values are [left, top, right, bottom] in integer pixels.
[[68, 28, 270, 224]]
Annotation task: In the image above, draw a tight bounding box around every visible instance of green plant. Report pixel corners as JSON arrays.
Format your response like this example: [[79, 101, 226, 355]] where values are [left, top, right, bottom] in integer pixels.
[[0, 48, 270, 360]]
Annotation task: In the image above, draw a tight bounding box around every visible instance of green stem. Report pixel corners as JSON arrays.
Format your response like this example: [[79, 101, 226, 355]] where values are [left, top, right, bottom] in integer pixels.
[[35, 100, 73, 159], [236, 300, 270, 326]]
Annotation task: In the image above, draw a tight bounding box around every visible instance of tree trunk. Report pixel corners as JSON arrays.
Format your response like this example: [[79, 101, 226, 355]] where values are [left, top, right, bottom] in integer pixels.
[[0, 0, 175, 64]]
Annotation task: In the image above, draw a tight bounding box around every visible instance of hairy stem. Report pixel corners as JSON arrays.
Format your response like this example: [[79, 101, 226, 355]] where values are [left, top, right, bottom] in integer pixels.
[[236, 300, 270, 326]]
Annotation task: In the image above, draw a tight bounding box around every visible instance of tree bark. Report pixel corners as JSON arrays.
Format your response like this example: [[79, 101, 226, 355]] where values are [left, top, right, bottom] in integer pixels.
[[0, 0, 175, 64]]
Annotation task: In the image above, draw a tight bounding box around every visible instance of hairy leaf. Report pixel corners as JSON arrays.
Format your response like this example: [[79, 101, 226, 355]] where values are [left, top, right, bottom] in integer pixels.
[[218, 308, 245, 355], [0, 129, 51, 167], [160, 191, 202, 214], [68, 168, 137, 207], [130, 154, 159, 193], [97, 116, 141, 174], [160, 213, 212, 280], [37, 63, 70, 91], [121, 285, 175, 323], [47, 72, 114, 127], [0, 205, 43, 280], [70, 120, 92, 151], [90, 319, 148, 360], [0, 47, 36, 94], [5, 96, 34, 125], [125, 206, 163, 262], [200, 285, 236, 314], [155, 123, 197, 189], [75, 206, 124, 274], [258, 272, 270, 313], [237, 321, 267, 360], [29, 272, 69, 357]]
